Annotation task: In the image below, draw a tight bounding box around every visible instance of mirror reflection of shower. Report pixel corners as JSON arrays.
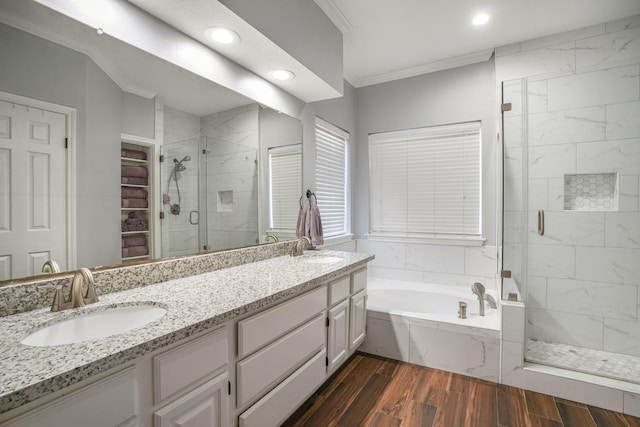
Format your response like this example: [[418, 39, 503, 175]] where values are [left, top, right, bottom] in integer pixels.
[[164, 155, 191, 215]]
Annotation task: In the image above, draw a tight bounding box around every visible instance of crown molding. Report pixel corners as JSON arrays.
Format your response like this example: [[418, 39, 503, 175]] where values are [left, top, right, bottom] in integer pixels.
[[350, 48, 495, 88], [314, 0, 353, 34]]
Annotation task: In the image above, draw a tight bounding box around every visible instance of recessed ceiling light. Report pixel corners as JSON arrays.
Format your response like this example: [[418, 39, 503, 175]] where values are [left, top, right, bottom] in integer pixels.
[[268, 69, 295, 81], [205, 27, 240, 45], [472, 13, 490, 26]]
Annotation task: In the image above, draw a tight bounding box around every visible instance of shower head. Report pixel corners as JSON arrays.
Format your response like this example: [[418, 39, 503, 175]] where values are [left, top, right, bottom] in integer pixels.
[[172, 156, 191, 173]]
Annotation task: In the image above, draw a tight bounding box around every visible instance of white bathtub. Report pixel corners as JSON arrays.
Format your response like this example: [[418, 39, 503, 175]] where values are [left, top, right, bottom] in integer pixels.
[[361, 277, 501, 382]]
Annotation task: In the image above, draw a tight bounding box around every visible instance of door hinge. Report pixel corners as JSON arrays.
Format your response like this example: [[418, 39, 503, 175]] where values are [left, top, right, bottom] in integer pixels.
[[64, 137, 68, 149], [228, 381, 231, 395], [159, 154, 164, 162], [501, 102, 512, 112], [501, 270, 512, 278], [326, 317, 329, 327], [159, 212, 165, 220]]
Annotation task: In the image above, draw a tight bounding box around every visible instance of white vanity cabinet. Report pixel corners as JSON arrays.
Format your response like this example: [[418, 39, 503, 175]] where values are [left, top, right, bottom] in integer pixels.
[[326, 275, 351, 372], [349, 268, 368, 350]]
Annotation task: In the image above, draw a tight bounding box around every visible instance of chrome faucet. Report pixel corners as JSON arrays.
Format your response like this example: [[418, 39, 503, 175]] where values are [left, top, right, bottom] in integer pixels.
[[43, 268, 99, 312], [41, 260, 61, 274], [290, 236, 311, 257], [265, 233, 279, 243]]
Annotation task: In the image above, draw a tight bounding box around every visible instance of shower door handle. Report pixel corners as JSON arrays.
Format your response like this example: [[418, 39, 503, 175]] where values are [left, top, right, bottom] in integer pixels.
[[189, 211, 199, 225], [538, 209, 544, 236]]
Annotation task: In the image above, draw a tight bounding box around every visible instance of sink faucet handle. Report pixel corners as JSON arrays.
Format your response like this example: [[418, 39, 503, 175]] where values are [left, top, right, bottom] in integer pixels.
[[37, 283, 66, 312], [79, 268, 99, 304]]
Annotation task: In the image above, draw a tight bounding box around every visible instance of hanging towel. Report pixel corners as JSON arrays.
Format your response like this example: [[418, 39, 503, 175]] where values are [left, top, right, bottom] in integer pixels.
[[305, 205, 324, 247], [296, 201, 309, 238]]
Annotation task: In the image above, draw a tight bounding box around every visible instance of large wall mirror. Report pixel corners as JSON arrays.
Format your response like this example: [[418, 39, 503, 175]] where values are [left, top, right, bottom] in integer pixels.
[[0, 2, 302, 283]]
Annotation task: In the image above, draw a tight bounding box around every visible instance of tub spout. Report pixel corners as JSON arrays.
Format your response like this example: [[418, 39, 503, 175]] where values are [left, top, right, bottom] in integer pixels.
[[484, 294, 497, 309]]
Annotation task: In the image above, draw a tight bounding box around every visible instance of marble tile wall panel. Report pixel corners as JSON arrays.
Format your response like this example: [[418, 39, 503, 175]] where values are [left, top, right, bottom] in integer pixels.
[[503, 302, 526, 343], [503, 212, 522, 243], [527, 211, 605, 246], [496, 41, 576, 82], [576, 28, 640, 71], [421, 271, 494, 290], [359, 316, 411, 362], [356, 240, 406, 270], [604, 318, 640, 357], [367, 266, 423, 283], [519, 25, 605, 53], [624, 391, 640, 418], [548, 178, 566, 211], [526, 276, 547, 309], [547, 65, 640, 111], [606, 101, 640, 140], [503, 116, 523, 147], [504, 146, 523, 181], [526, 307, 603, 349], [527, 244, 575, 278], [405, 244, 464, 274], [528, 106, 606, 145], [546, 278, 637, 321], [576, 246, 640, 284], [529, 144, 576, 179], [577, 139, 640, 176], [619, 176, 640, 211], [527, 80, 549, 113], [502, 81, 523, 116], [464, 246, 497, 276], [504, 179, 523, 211], [409, 324, 500, 382], [528, 179, 548, 210], [606, 15, 640, 33], [605, 212, 640, 248]]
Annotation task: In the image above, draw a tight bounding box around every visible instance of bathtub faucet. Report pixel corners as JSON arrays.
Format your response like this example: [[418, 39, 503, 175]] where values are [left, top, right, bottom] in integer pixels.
[[471, 282, 487, 316]]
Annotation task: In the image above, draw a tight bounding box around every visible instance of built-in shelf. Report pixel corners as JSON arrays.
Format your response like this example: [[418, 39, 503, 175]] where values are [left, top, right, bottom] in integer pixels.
[[121, 141, 151, 262], [120, 157, 148, 164]]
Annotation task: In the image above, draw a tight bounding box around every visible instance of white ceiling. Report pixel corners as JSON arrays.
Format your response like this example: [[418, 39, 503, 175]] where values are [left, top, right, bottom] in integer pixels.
[[315, 0, 640, 87]]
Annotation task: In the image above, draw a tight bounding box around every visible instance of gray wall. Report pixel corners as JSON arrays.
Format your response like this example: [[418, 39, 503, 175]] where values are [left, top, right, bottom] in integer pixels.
[[0, 22, 130, 269], [353, 60, 497, 244], [121, 92, 155, 139]]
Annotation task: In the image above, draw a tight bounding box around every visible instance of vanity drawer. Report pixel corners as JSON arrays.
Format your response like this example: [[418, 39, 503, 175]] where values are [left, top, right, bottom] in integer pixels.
[[238, 286, 326, 358], [328, 275, 350, 305], [237, 314, 325, 407], [239, 349, 326, 427], [153, 327, 228, 404], [351, 268, 367, 293]]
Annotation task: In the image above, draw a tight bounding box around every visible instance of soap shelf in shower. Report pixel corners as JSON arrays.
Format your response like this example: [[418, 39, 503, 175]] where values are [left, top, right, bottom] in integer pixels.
[[563, 173, 618, 211]]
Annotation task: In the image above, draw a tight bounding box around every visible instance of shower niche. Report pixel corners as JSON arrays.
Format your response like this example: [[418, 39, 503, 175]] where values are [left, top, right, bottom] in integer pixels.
[[563, 173, 618, 211]]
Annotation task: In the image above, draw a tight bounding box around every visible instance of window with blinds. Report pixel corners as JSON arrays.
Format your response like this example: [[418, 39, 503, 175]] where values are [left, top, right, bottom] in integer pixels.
[[369, 121, 481, 239], [315, 118, 349, 238], [269, 144, 302, 231]]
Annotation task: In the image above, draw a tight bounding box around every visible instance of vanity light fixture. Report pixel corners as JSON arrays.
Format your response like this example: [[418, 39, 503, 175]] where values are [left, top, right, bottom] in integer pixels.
[[472, 13, 490, 26], [268, 69, 295, 81], [205, 27, 240, 45]]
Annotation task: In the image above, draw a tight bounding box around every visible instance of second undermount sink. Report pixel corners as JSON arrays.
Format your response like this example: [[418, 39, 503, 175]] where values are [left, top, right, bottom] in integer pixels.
[[21, 305, 167, 347], [299, 255, 343, 264]]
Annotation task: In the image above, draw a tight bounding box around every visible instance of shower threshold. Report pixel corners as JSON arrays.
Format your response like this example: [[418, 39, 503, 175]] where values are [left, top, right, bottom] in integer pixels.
[[526, 339, 640, 386]]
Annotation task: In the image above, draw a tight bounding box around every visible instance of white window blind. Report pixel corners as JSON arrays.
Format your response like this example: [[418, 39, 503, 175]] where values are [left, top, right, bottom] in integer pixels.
[[269, 144, 302, 230], [369, 121, 481, 238], [315, 118, 348, 238]]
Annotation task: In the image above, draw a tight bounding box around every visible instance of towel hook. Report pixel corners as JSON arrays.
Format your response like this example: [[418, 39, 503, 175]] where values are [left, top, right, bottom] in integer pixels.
[[300, 190, 318, 207]]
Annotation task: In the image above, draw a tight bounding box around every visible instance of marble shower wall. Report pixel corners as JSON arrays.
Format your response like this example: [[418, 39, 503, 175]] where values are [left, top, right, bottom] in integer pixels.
[[357, 239, 498, 292], [202, 104, 259, 251], [498, 15, 640, 357]]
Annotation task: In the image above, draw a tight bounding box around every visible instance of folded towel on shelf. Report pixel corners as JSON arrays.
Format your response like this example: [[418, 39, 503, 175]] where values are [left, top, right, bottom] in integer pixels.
[[305, 205, 324, 247], [122, 245, 148, 258], [121, 176, 148, 186], [296, 202, 309, 238], [121, 148, 147, 160], [121, 165, 148, 178], [121, 187, 148, 199], [122, 198, 148, 208], [121, 218, 148, 232], [128, 210, 146, 220], [122, 235, 147, 248]]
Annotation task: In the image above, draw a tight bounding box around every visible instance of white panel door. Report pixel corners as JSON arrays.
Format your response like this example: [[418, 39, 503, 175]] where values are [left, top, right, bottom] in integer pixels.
[[0, 99, 67, 280], [327, 299, 349, 372]]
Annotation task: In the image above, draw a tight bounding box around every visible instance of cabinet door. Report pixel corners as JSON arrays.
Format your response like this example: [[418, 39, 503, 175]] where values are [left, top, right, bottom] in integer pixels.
[[154, 373, 228, 427], [349, 290, 367, 350], [327, 299, 349, 371]]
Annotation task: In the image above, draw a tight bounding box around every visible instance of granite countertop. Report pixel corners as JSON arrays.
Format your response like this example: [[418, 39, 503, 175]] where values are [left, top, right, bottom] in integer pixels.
[[0, 250, 373, 414]]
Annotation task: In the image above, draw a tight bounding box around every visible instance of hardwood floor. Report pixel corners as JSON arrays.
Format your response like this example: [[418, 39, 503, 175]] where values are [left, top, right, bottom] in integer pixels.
[[283, 353, 640, 427]]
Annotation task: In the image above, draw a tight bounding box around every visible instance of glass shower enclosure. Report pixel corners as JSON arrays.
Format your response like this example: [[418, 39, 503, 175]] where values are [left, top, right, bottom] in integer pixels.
[[501, 69, 640, 384]]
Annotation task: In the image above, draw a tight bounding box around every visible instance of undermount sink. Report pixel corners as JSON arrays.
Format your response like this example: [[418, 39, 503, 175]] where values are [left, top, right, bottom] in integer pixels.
[[21, 305, 167, 347], [300, 256, 343, 264]]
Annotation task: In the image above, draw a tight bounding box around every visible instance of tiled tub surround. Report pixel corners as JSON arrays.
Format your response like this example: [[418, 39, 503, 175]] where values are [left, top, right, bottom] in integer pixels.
[[0, 246, 373, 414], [359, 277, 500, 382]]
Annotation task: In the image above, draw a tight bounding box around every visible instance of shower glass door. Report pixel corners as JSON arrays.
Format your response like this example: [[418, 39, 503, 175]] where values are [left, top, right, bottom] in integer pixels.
[[501, 70, 640, 384], [160, 138, 202, 257]]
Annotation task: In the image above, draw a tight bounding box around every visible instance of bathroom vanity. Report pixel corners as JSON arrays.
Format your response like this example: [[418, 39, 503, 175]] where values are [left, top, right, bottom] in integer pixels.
[[0, 248, 372, 427]]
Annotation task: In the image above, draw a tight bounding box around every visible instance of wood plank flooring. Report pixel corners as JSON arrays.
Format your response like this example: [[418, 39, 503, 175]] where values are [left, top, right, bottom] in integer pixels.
[[283, 353, 640, 427]]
